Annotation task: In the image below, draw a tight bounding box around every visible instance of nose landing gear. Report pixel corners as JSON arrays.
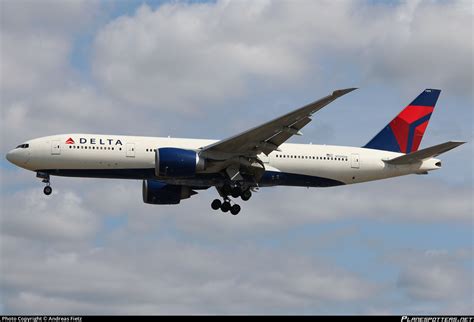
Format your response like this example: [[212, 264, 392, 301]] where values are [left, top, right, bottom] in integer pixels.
[[43, 185, 52, 195], [37, 172, 52, 196]]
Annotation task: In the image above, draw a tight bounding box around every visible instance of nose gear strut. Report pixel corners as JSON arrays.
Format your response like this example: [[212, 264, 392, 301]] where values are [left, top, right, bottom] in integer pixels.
[[37, 172, 52, 196]]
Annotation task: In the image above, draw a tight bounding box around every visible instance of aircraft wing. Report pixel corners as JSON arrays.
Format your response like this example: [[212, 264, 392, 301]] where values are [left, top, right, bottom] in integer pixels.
[[200, 88, 357, 160]]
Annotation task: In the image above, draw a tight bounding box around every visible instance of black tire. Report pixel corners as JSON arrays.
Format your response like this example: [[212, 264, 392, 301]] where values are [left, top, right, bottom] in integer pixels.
[[43, 186, 52, 196], [230, 204, 241, 215], [241, 189, 252, 201], [211, 199, 222, 210], [231, 187, 241, 198], [221, 185, 232, 196], [221, 201, 231, 212]]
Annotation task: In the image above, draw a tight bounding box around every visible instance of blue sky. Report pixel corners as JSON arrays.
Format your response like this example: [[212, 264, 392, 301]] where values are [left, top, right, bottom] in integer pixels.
[[0, 0, 472, 314]]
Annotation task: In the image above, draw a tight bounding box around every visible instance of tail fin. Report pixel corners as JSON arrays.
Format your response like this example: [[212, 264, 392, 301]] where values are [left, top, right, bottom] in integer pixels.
[[363, 89, 441, 153]]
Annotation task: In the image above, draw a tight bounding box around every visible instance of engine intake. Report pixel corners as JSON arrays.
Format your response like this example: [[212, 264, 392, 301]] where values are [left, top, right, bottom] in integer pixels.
[[155, 148, 205, 178], [142, 180, 196, 204]]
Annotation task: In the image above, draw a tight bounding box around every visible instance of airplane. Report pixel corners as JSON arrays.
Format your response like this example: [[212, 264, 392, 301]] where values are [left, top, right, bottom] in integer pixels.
[[5, 88, 465, 215]]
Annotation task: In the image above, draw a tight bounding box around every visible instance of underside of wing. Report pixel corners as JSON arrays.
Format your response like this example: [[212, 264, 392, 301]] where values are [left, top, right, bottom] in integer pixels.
[[200, 88, 357, 160]]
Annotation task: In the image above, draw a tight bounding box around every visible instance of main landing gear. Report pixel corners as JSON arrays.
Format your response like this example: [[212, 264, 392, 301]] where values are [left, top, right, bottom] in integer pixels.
[[37, 172, 52, 196], [210, 185, 252, 215]]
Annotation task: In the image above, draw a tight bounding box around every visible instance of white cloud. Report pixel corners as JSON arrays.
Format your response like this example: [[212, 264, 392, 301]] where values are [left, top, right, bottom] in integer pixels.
[[0, 84, 145, 153], [1, 235, 377, 314], [162, 177, 473, 241], [93, 1, 309, 112], [4, 171, 468, 244], [92, 0, 473, 114], [1, 188, 99, 243], [361, 0, 473, 96], [0, 0, 107, 152], [391, 248, 473, 313], [0, 32, 70, 94], [0, 0, 98, 96]]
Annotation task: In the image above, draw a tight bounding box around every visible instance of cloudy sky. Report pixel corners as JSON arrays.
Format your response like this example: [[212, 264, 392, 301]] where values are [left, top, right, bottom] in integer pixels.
[[0, 0, 472, 315]]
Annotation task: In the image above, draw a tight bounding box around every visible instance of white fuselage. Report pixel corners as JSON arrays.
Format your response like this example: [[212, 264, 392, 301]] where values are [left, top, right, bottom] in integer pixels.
[[6, 134, 441, 188]]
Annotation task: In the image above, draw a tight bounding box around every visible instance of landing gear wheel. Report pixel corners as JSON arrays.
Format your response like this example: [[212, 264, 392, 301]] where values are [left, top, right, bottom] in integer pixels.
[[221, 201, 231, 213], [211, 199, 222, 210], [221, 185, 232, 196], [241, 189, 252, 201], [43, 186, 52, 196], [231, 187, 241, 198], [230, 204, 241, 215]]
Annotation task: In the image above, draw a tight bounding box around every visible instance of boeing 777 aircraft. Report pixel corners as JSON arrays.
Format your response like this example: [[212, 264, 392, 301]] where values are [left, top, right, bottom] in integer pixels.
[[6, 88, 465, 215]]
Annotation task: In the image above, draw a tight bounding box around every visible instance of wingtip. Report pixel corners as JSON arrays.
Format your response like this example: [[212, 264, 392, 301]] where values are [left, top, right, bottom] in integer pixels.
[[332, 87, 358, 96]]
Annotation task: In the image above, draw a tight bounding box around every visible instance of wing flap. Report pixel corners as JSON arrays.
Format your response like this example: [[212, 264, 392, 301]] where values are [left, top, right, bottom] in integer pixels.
[[384, 141, 465, 165]]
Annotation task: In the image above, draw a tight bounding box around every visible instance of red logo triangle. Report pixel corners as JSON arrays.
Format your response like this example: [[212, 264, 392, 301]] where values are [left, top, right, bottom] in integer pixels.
[[65, 138, 75, 144]]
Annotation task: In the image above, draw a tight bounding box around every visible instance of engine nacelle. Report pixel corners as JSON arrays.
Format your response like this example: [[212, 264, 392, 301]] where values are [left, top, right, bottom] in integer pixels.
[[142, 180, 196, 204], [155, 147, 205, 178]]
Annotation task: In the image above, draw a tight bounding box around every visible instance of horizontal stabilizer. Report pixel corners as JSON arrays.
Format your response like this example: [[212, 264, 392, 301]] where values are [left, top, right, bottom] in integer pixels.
[[384, 141, 465, 165]]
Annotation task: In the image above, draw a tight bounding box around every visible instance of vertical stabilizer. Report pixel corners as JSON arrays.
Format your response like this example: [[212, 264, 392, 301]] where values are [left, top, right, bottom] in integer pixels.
[[363, 89, 441, 153]]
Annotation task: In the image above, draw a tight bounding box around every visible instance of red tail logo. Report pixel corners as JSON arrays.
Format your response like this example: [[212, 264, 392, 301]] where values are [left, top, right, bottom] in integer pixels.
[[65, 138, 75, 144]]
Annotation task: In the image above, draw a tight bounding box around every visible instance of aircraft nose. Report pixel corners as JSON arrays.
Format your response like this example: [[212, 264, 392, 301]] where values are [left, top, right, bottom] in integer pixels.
[[6, 149, 24, 166], [6, 149, 14, 163]]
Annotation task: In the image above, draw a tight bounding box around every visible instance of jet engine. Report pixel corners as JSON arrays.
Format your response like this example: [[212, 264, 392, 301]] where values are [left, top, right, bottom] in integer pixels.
[[155, 147, 205, 178], [142, 179, 196, 204]]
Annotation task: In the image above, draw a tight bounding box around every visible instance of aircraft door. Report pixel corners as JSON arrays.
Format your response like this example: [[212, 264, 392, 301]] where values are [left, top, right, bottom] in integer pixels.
[[51, 140, 61, 155], [351, 153, 360, 169], [126, 143, 135, 157]]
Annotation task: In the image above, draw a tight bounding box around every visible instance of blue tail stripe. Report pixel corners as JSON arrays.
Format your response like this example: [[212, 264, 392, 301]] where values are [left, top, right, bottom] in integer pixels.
[[409, 89, 441, 106], [406, 113, 432, 153], [363, 125, 401, 152]]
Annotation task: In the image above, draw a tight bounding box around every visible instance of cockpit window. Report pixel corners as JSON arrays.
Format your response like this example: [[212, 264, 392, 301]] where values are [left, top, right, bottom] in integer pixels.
[[16, 144, 29, 149]]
